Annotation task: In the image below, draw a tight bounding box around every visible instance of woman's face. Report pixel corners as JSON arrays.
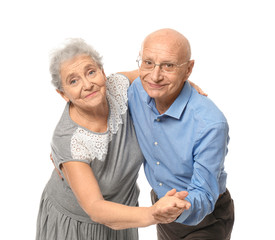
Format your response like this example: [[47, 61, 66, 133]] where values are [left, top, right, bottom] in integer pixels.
[[59, 54, 107, 111]]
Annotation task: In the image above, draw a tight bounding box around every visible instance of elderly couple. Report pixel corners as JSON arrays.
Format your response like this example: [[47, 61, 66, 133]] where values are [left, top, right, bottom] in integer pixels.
[[36, 28, 234, 240]]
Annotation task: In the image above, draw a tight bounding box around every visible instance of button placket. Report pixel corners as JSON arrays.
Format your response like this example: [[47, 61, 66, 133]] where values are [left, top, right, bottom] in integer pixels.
[[153, 115, 163, 189]]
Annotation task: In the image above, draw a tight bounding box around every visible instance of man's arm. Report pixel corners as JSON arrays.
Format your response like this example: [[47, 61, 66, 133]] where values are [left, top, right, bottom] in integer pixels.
[[118, 70, 207, 96], [176, 122, 229, 225], [118, 70, 139, 84]]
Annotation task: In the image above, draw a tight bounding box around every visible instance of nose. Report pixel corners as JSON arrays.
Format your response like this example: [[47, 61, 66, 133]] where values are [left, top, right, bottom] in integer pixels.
[[82, 77, 93, 90], [150, 65, 163, 82]]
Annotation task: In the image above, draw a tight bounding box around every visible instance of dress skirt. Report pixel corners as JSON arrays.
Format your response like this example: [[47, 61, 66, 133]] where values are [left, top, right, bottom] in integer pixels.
[[36, 189, 138, 240]]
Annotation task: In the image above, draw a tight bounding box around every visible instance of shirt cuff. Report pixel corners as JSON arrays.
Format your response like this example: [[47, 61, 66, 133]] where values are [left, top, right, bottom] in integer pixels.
[[175, 205, 192, 223]]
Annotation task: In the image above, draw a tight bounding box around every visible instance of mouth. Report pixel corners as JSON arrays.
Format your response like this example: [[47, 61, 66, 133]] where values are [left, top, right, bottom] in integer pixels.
[[84, 91, 98, 99], [147, 82, 166, 89]]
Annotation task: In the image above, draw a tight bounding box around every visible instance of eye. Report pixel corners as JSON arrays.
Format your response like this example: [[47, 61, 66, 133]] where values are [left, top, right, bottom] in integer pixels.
[[70, 79, 77, 85], [88, 70, 96, 75], [164, 63, 175, 68], [144, 60, 153, 65]]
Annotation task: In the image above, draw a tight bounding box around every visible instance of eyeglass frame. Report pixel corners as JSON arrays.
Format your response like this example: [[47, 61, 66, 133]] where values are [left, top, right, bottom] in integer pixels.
[[136, 57, 189, 73]]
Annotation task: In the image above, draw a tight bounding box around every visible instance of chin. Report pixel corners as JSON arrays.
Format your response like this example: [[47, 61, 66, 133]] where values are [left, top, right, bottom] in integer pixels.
[[145, 89, 163, 99]]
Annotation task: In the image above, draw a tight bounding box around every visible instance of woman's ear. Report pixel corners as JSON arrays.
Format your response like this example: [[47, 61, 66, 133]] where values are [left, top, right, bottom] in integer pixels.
[[56, 89, 70, 102], [101, 68, 107, 81]]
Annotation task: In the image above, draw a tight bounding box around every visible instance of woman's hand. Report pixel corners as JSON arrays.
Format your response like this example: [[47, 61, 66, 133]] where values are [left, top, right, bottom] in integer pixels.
[[151, 189, 191, 223], [189, 80, 208, 96]]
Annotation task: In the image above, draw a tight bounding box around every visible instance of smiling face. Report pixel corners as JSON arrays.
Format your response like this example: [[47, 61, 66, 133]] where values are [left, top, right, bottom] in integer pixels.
[[58, 54, 107, 112], [139, 29, 194, 112]]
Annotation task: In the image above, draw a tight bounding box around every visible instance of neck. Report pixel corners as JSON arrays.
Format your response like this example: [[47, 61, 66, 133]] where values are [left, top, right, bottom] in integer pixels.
[[155, 100, 172, 115], [155, 94, 178, 114], [70, 100, 109, 133], [155, 81, 186, 114]]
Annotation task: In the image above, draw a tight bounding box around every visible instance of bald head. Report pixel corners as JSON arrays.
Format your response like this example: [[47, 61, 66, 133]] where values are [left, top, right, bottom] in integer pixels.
[[141, 28, 191, 62]]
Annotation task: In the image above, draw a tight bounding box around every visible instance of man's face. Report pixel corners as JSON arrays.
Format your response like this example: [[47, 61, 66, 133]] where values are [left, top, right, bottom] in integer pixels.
[[139, 39, 193, 109]]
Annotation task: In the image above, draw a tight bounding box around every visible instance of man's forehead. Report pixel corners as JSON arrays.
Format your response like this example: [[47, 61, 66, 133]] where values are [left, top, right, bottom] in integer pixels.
[[143, 47, 178, 57], [141, 42, 183, 62]]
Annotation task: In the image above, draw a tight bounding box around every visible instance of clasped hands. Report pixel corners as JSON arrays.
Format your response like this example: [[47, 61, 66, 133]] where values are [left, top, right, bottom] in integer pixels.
[[151, 189, 191, 224]]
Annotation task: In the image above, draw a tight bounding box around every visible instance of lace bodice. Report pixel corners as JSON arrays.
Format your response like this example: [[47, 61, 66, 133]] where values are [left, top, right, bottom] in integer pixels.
[[69, 74, 129, 162]]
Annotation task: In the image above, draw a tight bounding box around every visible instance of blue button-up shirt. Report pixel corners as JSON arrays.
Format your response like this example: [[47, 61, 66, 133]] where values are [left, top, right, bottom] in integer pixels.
[[128, 77, 229, 225]]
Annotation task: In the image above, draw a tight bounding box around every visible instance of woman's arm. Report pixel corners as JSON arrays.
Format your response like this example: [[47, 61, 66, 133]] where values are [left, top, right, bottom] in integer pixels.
[[61, 161, 190, 230]]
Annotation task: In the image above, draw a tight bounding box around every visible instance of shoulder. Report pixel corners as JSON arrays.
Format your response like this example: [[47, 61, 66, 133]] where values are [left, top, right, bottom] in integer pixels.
[[129, 76, 142, 90], [106, 74, 130, 118], [188, 88, 228, 127], [186, 90, 229, 147], [52, 104, 76, 142], [128, 77, 147, 101], [51, 104, 80, 168], [107, 73, 130, 95], [106, 73, 131, 107]]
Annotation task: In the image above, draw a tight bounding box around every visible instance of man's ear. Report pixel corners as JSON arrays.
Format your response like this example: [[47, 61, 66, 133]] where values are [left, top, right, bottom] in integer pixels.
[[56, 89, 70, 102], [186, 60, 195, 78]]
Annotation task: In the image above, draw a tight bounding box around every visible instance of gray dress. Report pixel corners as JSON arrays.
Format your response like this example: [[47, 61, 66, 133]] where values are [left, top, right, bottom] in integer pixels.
[[36, 74, 144, 240]]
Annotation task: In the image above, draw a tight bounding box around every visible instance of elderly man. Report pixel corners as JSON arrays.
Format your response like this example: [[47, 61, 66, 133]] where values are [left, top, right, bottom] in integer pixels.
[[127, 29, 234, 239]]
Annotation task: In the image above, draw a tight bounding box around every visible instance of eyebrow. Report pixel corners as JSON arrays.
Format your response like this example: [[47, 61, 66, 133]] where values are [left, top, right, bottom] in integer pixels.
[[65, 73, 78, 83], [84, 64, 98, 72]]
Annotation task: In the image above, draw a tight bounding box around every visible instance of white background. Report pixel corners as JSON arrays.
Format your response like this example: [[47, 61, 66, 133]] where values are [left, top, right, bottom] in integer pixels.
[[1, 0, 274, 239]]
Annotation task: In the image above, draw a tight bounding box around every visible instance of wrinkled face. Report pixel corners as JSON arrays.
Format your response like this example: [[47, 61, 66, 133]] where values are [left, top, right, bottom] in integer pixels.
[[139, 39, 193, 107], [59, 54, 107, 111]]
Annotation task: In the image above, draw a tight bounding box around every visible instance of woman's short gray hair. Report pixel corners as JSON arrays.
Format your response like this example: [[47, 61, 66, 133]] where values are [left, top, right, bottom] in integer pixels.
[[50, 38, 103, 91]]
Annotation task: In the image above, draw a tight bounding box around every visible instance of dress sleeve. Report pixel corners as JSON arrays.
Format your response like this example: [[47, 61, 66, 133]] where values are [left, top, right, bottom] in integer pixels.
[[51, 124, 91, 172]]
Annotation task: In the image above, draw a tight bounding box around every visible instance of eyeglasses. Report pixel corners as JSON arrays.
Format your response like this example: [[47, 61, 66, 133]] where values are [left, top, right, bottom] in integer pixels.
[[136, 58, 189, 73]]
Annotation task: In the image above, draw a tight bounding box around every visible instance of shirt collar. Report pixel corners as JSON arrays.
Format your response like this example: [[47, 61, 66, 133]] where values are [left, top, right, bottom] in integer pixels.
[[145, 81, 192, 119]]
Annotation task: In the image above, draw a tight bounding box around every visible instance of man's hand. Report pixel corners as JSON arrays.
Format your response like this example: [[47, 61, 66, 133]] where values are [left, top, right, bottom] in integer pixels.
[[151, 189, 191, 223]]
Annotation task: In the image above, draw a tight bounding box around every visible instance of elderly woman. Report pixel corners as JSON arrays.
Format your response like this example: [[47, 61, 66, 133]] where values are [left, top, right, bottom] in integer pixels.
[[35, 39, 191, 240]]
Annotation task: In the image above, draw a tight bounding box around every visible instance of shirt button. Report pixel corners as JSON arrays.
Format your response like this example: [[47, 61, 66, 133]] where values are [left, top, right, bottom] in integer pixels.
[[154, 142, 158, 146], [156, 161, 160, 165], [156, 118, 160, 122], [159, 183, 163, 186]]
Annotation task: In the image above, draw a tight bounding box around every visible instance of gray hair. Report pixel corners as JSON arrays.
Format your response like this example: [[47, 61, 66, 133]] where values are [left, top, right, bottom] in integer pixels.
[[50, 38, 103, 91]]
